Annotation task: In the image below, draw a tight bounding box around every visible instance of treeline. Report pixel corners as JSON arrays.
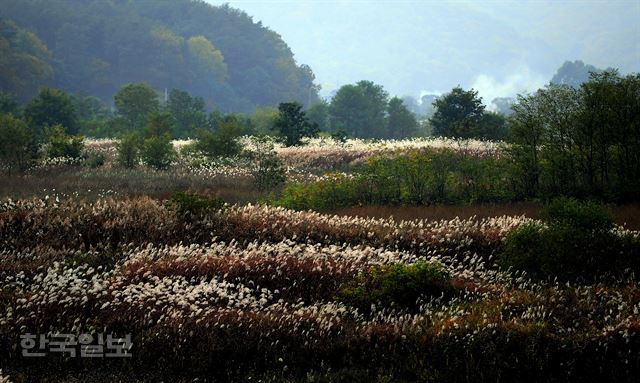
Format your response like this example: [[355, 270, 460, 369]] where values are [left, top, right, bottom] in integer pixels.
[[509, 70, 640, 201], [303, 81, 508, 140], [0, 80, 422, 143], [0, 0, 319, 112], [0, 82, 324, 144], [279, 70, 640, 208], [2, 69, 638, 203]]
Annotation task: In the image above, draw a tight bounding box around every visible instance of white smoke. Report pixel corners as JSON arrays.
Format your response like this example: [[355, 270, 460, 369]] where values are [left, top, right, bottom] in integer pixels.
[[470, 66, 547, 111]]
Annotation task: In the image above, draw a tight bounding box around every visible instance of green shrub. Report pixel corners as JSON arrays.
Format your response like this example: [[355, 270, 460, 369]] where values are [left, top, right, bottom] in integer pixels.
[[541, 196, 613, 231], [499, 198, 639, 280], [117, 134, 141, 168], [277, 149, 514, 210], [279, 173, 358, 211], [141, 135, 175, 170], [44, 124, 84, 159], [195, 121, 242, 159], [0, 113, 35, 171], [167, 192, 226, 218], [337, 261, 454, 311]]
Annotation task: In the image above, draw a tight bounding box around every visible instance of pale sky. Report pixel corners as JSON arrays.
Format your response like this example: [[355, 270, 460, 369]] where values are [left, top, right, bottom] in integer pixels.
[[206, 0, 640, 101]]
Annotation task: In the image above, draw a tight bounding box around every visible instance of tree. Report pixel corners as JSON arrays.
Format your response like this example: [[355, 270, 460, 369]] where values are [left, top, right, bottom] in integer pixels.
[[166, 89, 207, 138], [579, 70, 640, 198], [144, 112, 175, 139], [247, 136, 286, 190], [71, 94, 112, 137], [43, 124, 84, 159], [305, 101, 330, 132], [141, 136, 175, 170], [329, 84, 366, 137], [249, 106, 279, 136], [0, 113, 34, 171], [429, 86, 485, 139], [114, 83, 160, 132], [24, 87, 78, 135], [72, 94, 110, 122], [506, 69, 640, 200], [195, 120, 242, 159], [507, 87, 570, 197], [274, 102, 318, 146], [330, 80, 389, 138], [386, 97, 418, 139], [0, 92, 20, 116], [186, 35, 228, 84], [117, 134, 141, 169], [476, 111, 507, 140], [0, 19, 53, 101]]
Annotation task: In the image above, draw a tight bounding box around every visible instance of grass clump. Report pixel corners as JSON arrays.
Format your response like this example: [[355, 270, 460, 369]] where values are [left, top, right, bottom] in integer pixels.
[[338, 261, 455, 311], [167, 192, 226, 218]]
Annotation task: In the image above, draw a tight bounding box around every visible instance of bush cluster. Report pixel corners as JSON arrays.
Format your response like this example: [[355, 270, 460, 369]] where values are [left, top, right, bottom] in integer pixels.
[[499, 198, 640, 280], [279, 149, 513, 210]]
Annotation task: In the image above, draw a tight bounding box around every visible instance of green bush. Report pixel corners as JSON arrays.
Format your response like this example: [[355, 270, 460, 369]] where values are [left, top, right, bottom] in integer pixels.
[[44, 124, 84, 159], [0, 113, 35, 171], [337, 261, 455, 311], [279, 173, 357, 210], [117, 134, 141, 168], [167, 192, 226, 218], [499, 198, 639, 280], [195, 121, 242, 159], [540, 197, 613, 231], [141, 135, 175, 170], [278, 149, 514, 210]]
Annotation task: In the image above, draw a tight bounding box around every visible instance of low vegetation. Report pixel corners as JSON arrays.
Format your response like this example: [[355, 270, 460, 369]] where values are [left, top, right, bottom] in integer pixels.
[[0, 196, 638, 381]]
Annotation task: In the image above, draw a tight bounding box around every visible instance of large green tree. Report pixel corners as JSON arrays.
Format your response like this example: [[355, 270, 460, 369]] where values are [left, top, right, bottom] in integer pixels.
[[274, 102, 318, 146], [24, 87, 78, 135], [330, 80, 388, 138], [0, 113, 34, 171], [386, 97, 418, 139], [305, 101, 330, 132], [476, 111, 507, 140], [430, 86, 485, 139], [249, 106, 279, 136], [166, 89, 207, 138], [114, 83, 160, 132], [0, 92, 20, 116], [508, 69, 640, 199]]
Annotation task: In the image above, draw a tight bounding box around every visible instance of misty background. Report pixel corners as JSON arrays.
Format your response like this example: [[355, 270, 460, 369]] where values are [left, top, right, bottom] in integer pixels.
[[206, 0, 640, 102]]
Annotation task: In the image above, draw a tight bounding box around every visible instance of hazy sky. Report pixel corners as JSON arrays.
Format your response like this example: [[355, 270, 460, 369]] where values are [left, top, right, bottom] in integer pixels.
[[205, 0, 640, 102]]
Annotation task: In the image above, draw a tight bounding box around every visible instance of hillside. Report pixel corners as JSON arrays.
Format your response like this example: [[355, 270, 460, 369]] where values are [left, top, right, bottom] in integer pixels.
[[0, 0, 320, 112]]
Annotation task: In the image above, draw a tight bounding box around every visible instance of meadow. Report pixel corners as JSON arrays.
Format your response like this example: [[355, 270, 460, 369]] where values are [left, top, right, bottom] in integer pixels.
[[1, 137, 639, 382]]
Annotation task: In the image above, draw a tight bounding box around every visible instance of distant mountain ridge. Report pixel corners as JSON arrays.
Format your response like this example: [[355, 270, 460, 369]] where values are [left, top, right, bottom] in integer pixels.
[[0, 0, 320, 112]]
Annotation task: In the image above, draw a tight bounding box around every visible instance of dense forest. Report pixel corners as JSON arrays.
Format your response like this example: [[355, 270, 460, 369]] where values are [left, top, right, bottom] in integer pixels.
[[0, 0, 320, 112]]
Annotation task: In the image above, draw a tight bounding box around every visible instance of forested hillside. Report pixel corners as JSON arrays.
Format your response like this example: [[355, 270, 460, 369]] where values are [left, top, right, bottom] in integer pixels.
[[0, 0, 320, 112]]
